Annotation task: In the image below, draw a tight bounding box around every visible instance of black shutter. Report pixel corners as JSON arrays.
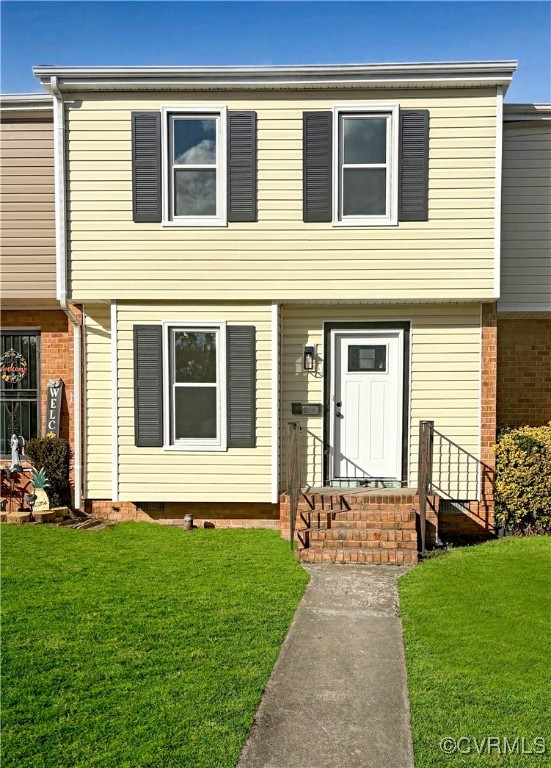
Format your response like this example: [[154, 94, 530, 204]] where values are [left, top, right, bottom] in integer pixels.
[[228, 111, 257, 222], [399, 110, 429, 222], [303, 111, 333, 222], [132, 112, 162, 223], [227, 326, 256, 448], [134, 325, 163, 447]]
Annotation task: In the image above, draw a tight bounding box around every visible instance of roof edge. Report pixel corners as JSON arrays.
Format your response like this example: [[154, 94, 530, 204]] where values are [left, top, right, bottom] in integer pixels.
[[33, 60, 518, 92], [504, 103, 551, 121], [0, 93, 53, 114]]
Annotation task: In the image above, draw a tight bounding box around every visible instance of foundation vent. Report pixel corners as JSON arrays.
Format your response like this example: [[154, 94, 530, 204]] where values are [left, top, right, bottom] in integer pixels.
[[136, 502, 165, 513]]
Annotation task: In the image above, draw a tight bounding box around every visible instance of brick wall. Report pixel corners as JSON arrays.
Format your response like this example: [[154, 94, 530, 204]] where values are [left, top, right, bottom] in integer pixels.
[[1, 309, 78, 490], [86, 500, 279, 528], [478, 303, 498, 524], [497, 318, 551, 428]]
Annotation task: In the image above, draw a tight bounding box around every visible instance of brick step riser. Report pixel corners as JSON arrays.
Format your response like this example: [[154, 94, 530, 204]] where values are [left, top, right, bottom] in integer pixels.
[[307, 539, 418, 550], [296, 502, 417, 514], [296, 509, 416, 521], [307, 530, 417, 543], [297, 549, 418, 565], [296, 518, 417, 530]]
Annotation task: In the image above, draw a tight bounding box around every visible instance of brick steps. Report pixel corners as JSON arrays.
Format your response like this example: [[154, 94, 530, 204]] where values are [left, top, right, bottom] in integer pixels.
[[297, 548, 417, 565], [297, 511, 416, 529], [283, 488, 421, 566], [306, 528, 417, 544]]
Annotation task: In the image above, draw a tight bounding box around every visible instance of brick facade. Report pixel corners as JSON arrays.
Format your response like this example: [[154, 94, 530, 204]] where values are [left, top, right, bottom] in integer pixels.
[[1, 309, 79, 500], [478, 303, 498, 524], [86, 500, 279, 528], [497, 318, 551, 428]]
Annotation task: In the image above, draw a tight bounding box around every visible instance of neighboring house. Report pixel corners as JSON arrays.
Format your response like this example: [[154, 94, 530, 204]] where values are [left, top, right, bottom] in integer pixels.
[[21, 60, 547, 556], [0, 94, 81, 506], [498, 103, 551, 428]]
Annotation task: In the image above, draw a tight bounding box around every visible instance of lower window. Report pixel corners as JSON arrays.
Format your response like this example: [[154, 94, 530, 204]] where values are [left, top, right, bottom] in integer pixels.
[[1, 331, 40, 456], [165, 323, 226, 449]]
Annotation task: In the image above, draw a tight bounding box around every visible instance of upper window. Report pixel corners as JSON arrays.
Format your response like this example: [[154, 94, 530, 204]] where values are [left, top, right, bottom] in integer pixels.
[[333, 105, 399, 226], [1, 331, 40, 456], [164, 322, 226, 449], [162, 108, 227, 227]]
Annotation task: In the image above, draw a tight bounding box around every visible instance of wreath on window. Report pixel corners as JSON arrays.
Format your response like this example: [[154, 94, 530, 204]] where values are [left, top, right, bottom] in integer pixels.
[[1, 349, 28, 384]]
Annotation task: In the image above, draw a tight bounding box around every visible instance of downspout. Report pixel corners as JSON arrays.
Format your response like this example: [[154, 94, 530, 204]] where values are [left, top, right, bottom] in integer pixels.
[[51, 76, 82, 510]]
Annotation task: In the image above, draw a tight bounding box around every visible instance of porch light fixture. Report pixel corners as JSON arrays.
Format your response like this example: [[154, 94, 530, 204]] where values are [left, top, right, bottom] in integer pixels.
[[303, 343, 316, 371]]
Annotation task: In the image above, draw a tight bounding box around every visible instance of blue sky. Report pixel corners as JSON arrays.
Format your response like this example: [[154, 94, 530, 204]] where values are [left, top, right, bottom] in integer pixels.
[[2, 1, 550, 102]]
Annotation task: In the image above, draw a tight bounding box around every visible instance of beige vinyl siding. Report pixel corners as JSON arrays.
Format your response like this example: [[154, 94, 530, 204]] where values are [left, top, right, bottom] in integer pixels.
[[500, 120, 551, 310], [66, 88, 497, 301], [115, 302, 273, 502], [84, 304, 112, 497], [280, 303, 482, 494], [1, 118, 56, 299]]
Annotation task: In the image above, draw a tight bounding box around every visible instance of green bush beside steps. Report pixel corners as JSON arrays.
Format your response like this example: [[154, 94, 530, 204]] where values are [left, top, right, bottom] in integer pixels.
[[494, 424, 551, 535]]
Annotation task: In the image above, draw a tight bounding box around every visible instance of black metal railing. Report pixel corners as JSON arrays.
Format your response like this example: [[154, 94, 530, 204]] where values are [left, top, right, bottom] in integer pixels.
[[417, 420, 494, 553], [431, 428, 481, 501], [286, 421, 302, 552]]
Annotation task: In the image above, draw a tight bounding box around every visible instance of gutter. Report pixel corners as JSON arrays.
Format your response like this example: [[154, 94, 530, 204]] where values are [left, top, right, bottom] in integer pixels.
[[51, 76, 83, 511], [34, 60, 518, 93]]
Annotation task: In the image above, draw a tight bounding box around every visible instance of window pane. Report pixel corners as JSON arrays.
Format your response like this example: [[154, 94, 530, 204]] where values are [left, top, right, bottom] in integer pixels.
[[343, 117, 387, 165], [174, 387, 217, 440], [348, 345, 387, 372], [173, 331, 217, 383], [342, 168, 387, 217], [174, 169, 217, 217], [173, 118, 216, 165]]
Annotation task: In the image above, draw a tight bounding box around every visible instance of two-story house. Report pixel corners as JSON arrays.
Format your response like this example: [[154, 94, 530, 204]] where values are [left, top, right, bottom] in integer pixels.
[[30, 60, 538, 558], [0, 94, 82, 508]]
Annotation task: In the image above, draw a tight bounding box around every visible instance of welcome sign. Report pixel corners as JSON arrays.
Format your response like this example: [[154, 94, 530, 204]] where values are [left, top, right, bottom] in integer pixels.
[[1, 349, 28, 384], [45, 379, 64, 437]]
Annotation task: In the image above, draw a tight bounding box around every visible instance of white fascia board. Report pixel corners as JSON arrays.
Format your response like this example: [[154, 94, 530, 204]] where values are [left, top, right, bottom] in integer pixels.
[[503, 103, 551, 121], [33, 60, 518, 92]]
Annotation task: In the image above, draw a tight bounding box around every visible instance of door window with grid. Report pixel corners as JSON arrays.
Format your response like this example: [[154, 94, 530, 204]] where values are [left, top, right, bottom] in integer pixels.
[[1, 332, 40, 455]]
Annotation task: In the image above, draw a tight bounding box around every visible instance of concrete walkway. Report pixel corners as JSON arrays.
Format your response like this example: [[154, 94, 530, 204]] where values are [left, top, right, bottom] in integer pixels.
[[238, 564, 415, 768]]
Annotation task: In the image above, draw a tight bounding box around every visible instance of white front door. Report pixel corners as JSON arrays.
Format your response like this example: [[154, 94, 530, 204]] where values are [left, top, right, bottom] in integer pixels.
[[331, 330, 404, 481]]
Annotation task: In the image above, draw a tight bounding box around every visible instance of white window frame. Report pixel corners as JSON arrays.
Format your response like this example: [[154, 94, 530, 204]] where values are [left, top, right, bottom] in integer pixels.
[[161, 106, 227, 227], [332, 104, 399, 227], [162, 320, 227, 451]]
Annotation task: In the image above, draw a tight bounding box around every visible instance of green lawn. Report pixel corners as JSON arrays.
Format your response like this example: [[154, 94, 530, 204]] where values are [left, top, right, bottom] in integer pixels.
[[1, 523, 308, 768], [399, 537, 551, 767]]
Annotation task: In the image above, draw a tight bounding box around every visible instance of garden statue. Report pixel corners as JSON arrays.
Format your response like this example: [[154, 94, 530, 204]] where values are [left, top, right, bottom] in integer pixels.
[[10, 433, 25, 472]]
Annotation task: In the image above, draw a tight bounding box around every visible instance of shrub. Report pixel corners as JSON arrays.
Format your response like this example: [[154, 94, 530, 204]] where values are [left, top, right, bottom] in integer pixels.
[[25, 436, 71, 508], [493, 424, 551, 534]]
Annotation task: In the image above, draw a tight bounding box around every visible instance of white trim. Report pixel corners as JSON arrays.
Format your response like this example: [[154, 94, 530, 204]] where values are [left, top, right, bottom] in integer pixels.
[[33, 61, 518, 93], [494, 86, 503, 299], [406, 326, 413, 488], [271, 302, 279, 503], [161, 320, 227, 451], [51, 77, 65, 301], [503, 103, 551, 121], [161, 105, 227, 227], [331, 104, 399, 227], [111, 301, 118, 502], [328, 327, 404, 483]]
